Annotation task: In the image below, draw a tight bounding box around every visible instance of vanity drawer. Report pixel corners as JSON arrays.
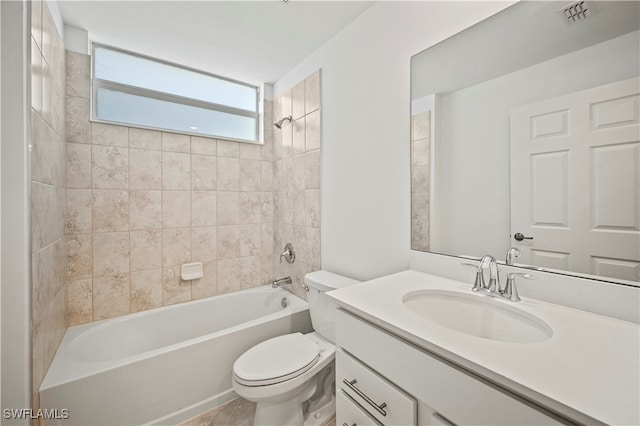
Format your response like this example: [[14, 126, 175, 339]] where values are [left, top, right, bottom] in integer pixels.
[[336, 309, 565, 426], [336, 389, 381, 426], [337, 349, 417, 425]]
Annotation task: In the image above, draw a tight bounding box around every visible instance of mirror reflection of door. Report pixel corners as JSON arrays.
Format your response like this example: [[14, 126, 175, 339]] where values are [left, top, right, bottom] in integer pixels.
[[510, 77, 640, 282]]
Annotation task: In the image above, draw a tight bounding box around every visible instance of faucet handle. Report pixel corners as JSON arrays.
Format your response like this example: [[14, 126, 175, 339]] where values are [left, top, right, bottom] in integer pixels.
[[461, 262, 486, 292], [502, 273, 535, 302], [505, 247, 521, 266]]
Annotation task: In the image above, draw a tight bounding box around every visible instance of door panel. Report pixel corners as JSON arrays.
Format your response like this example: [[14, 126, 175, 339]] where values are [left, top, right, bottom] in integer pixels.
[[510, 77, 640, 282]]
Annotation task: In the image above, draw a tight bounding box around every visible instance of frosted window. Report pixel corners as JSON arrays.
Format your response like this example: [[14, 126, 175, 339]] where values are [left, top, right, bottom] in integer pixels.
[[96, 88, 257, 141], [92, 44, 258, 141]]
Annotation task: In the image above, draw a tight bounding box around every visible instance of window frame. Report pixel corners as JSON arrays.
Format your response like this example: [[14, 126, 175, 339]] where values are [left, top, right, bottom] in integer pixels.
[[90, 42, 260, 143]]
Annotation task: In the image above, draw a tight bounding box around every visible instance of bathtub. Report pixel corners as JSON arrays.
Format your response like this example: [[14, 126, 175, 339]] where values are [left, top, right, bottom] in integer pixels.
[[40, 286, 311, 425]]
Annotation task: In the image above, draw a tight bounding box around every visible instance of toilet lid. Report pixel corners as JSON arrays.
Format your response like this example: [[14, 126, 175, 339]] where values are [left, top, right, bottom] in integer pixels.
[[233, 333, 320, 386]]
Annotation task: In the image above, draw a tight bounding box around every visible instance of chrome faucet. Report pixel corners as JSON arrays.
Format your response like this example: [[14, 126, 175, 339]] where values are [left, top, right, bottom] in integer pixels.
[[505, 247, 521, 266], [462, 254, 536, 302], [272, 276, 292, 289]]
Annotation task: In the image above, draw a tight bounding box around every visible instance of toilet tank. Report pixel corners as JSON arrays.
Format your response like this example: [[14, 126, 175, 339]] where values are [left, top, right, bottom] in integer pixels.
[[304, 270, 361, 343]]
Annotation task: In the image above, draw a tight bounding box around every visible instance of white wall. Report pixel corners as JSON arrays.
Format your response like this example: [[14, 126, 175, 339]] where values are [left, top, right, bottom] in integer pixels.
[[274, 1, 514, 281], [1, 1, 30, 421], [432, 31, 639, 259]]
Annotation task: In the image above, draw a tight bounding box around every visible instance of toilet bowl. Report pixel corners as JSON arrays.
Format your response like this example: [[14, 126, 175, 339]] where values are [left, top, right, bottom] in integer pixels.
[[232, 271, 360, 426]]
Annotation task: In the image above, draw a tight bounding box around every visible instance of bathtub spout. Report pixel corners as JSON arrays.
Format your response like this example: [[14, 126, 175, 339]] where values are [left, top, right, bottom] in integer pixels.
[[272, 276, 293, 288]]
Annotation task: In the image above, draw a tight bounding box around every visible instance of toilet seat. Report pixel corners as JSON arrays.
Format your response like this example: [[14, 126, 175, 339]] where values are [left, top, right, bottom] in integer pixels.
[[233, 333, 320, 387]]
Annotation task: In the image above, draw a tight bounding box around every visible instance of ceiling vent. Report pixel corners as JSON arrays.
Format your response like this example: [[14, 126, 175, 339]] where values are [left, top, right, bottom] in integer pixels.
[[562, 1, 595, 24]]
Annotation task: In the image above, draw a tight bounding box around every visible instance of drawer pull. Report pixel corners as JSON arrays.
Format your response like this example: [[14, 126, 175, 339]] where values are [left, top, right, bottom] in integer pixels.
[[342, 379, 388, 417]]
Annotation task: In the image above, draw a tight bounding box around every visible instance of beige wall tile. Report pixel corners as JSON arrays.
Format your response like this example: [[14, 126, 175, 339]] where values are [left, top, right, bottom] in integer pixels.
[[191, 191, 216, 227], [217, 258, 240, 294], [240, 256, 261, 289], [305, 110, 321, 152], [260, 161, 273, 192], [162, 228, 191, 267], [293, 159, 305, 192], [131, 269, 162, 312], [305, 189, 321, 229], [239, 143, 260, 160], [66, 188, 91, 234], [293, 190, 305, 226], [162, 266, 191, 305], [273, 129, 282, 161], [240, 159, 261, 192], [412, 165, 429, 193], [240, 224, 261, 257], [41, 58, 53, 125], [217, 140, 239, 158], [92, 189, 129, 232], [240, 192, 261, 224], [68, 279, 92, 326], [67, 143, 91, 188], [412, 137, 429, 167], [217, 225, 240, 260], [66, 96, 91, 144], [305, 70, 321, 114], [292, 118, 305, 156], [281, 123, 293, 159], [32, 239, 66, 323], [31, 0, 42, 50], [93, 273, 130, 320], [67, 234, 92, 280], [412, 111, 430, 141], [191, 261, 217, 299], [262, 131, 274, 161], [93, 232, 129, 277], [217, 191, 239, 225], [261, 223, 274, 255], [129, 128, 161, 150], [191, 154, 217, 190], [304, 150, 320, 189], [261, 254, 274, 284], [261, 192, 273, 224], [41, 6, 54, 65], [92, 145, 129, 189], [162, 152, 191, 190], [163, 191, 191, 228], [66, 50, 90, 99], [217, 157, 240, 191], [191, 136, 217, 156], [292, 80, 305, 120], [31, 182, 65, 252], [92, 123, 128, 147], [280, 89, 292, 119], [130, 230, 162, 272], [273, 160, 282, 191], [130, 149, 162, 189], [162, 132, 190, 153], [31, 112, 65, 186], [130, 190, 162, 230], [31, 38, 43, 115], [192, 226, 217, 262], [307, 227, 321, 268]]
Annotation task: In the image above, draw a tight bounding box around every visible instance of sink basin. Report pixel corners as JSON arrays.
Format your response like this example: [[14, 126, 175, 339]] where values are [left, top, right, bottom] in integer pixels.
[[402, 290, 553, 343]]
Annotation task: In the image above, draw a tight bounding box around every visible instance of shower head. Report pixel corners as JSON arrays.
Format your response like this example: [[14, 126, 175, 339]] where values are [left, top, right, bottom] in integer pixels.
[[273, 116, 292, 129]]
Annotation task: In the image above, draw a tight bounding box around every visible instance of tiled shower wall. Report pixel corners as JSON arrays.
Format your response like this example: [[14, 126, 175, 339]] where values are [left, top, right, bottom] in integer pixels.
[[273, 72, 322, 300], [411, 111, 430, 251], [30, 0, 68, 411], [65, 49, 321, 324]]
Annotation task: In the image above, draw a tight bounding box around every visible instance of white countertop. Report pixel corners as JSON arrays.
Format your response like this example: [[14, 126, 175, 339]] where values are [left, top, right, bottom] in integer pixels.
[[328, 270, 640, 425]]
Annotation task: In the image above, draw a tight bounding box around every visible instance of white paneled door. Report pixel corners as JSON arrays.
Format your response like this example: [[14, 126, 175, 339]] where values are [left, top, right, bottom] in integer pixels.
[[510, 77, 640, 282]]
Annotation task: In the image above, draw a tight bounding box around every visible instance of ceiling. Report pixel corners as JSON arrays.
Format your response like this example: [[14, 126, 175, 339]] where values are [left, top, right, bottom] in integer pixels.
[[57, 1, 375, 86]]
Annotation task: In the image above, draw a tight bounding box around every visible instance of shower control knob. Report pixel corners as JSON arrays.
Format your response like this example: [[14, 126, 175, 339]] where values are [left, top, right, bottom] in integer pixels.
[[514, 233, 533, 241]]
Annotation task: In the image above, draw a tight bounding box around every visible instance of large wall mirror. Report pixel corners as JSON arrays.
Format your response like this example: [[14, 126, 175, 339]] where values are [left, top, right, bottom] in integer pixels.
[[411, 1, 640, 286]]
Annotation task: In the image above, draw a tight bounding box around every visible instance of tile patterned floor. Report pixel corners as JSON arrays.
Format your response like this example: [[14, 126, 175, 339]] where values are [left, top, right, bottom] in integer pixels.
[[180, 397, 336, 426]]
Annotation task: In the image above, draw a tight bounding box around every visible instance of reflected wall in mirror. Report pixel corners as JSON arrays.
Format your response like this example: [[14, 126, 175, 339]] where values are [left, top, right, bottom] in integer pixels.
[[410, 1, 640, 285]]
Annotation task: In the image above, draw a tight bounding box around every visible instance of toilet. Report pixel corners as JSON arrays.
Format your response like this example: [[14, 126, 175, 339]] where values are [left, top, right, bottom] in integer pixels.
[[232, 270, 360, 426]]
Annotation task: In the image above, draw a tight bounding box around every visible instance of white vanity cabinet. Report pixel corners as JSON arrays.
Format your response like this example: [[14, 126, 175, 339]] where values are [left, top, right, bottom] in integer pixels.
[[335, 309, 568, 426]]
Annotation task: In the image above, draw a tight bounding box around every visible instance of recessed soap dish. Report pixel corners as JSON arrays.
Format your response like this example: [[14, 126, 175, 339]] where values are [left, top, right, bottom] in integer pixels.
[[181, 262, 203, 280]]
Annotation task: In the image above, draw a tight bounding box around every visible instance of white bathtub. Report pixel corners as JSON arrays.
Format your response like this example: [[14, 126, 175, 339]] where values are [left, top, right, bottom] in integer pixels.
[[40, 286, 311, 425]]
